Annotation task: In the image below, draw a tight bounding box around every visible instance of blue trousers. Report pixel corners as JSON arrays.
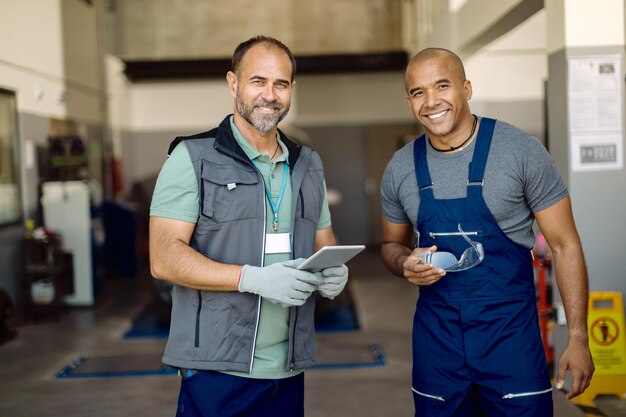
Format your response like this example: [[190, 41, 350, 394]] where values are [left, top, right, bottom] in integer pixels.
[[175, 370, 304, 417]]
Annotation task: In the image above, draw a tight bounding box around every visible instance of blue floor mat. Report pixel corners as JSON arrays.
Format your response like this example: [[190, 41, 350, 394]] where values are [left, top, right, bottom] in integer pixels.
[[56, 354, 176, 378]]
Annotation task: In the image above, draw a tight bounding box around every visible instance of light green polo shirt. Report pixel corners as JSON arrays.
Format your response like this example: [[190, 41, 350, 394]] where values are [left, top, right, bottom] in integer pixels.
[[150, 117, 331, 379]]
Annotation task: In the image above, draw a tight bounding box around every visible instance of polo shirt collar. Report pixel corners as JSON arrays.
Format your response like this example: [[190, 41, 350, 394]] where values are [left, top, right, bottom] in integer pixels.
[[229, 116, 289, 163]]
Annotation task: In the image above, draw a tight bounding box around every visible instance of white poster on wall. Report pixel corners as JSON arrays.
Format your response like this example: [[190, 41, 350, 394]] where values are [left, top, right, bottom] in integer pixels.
[[568, 55, 624, 171]]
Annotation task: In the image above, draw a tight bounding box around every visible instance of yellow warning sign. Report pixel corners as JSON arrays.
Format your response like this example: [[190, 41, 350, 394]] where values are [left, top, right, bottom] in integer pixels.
[[573, 292, 626, 407], [588, 292, 626, 376], [590, 317, 619, 346]]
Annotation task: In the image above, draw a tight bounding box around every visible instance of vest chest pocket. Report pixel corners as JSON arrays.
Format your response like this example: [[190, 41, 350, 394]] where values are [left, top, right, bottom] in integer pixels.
[[296, 171, 323, 224], [200, 163, 260, 223]]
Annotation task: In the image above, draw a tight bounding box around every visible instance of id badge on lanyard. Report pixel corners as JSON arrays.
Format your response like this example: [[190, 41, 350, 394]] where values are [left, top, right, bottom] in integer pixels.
[[265, 233, 292, 254]]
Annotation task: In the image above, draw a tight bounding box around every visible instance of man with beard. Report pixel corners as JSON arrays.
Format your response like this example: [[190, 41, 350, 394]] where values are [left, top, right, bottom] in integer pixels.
[[149, 36, 347, 417]]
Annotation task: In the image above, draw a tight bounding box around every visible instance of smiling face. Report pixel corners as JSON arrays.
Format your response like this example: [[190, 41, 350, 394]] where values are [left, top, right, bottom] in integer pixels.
[[405, 50, 473, 144], [227, 43, 294, 134]]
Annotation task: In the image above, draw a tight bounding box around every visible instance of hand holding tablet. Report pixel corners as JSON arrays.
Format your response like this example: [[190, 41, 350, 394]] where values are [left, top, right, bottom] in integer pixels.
[[296, 245, 365, 272]]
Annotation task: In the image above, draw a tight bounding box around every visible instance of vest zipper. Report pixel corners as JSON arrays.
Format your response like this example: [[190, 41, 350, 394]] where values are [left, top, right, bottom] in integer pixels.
[[290, 190, 299, 371], [411, 387, 445, 402], [214, 143, 253, 166], [288, 307, 299, 371], [214, 144, 263, 374], [502, 387, 552, 399], [215, 141, 308, 374], [248, 161, 266, 374], [249, 296, 261, 373]]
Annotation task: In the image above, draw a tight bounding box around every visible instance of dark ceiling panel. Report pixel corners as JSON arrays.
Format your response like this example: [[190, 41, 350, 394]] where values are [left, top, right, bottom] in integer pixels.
[[123, 51, 408, 81]]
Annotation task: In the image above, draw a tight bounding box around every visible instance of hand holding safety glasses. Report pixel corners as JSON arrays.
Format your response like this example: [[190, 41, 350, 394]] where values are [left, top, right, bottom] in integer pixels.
[[419, 224, 485, 272]]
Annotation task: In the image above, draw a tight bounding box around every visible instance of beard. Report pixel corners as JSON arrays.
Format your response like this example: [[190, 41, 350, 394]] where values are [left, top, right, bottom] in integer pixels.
[[235, 95, 289, 133]]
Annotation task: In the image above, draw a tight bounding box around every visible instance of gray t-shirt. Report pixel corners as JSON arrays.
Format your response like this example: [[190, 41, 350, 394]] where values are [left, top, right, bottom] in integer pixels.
[[381, 118, 568, 249]]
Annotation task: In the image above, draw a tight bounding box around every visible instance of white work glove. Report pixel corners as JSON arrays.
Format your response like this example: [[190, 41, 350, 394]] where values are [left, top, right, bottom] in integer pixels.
[[238, 259, 323, 307], [316, 265, 349, 300]]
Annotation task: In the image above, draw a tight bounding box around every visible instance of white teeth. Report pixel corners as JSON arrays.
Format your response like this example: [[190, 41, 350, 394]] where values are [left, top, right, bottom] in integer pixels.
[[428, 111, 446, 120]]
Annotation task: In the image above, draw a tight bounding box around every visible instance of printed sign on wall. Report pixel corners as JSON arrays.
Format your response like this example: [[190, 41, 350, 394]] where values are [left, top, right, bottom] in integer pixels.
[[568, 55, 624, 172]]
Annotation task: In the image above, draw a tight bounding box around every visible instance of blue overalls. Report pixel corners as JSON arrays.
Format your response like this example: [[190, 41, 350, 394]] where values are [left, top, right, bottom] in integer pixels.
[[411, 118, 553, 417]]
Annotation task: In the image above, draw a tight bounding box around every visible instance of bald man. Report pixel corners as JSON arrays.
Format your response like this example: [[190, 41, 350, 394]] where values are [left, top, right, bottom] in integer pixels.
[[380, 48, 594, 417]]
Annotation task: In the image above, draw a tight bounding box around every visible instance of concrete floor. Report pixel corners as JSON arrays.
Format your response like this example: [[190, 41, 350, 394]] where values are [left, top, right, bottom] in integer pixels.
[[0, 249, 587, 417]]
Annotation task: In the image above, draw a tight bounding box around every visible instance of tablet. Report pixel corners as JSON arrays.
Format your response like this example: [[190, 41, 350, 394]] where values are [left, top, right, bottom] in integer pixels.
[[297, 245, 366, 272]]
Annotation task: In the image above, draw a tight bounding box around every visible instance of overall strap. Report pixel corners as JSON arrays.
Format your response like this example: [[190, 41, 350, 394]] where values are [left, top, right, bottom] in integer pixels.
[[467, 117, 496, 197], [413, 135, 434, 200]]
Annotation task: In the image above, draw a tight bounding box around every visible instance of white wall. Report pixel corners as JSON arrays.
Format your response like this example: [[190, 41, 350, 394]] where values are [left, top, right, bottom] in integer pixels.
[[466, 10, 547, 102], [458, 10, 547, 139], [129, 80, 232, 132], [0, 0, 103, 123], [0, 0, 65, 118], [0, 1, 63, 76], [564, 0, 624, 49]]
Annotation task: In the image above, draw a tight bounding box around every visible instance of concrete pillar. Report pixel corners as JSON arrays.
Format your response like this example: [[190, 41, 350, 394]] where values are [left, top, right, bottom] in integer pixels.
[[546, 0, 626, 296], [546, 0, 626, 393]]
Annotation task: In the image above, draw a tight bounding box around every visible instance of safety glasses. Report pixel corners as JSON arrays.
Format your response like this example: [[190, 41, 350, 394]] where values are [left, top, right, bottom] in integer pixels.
[[419, 224, 484, 272]]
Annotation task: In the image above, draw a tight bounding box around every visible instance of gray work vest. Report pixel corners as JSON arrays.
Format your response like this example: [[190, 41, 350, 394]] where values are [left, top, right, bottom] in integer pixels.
[[162, 115, 325, 373]]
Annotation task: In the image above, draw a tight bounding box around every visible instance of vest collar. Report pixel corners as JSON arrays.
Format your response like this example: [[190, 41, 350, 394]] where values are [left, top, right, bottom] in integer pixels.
[[169, 115, 303, 169]]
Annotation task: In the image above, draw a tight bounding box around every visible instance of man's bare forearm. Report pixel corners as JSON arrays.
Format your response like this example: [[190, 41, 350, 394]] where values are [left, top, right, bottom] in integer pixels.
[[381, 242, 411, 277], [553, 242, 589, 342], [151, 238, 241, 291], [149, 217, 241, 291]]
